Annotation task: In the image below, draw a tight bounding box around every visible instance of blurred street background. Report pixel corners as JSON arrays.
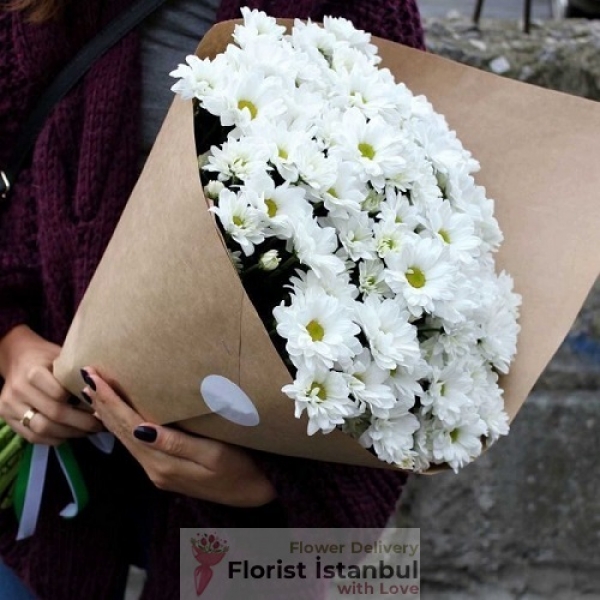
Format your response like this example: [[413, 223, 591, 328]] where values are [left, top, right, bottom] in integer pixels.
[[418, 0, 560, 19]]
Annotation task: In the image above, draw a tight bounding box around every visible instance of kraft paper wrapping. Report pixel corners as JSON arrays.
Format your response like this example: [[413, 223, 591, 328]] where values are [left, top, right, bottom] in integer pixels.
[[54, 20, 600, 470]]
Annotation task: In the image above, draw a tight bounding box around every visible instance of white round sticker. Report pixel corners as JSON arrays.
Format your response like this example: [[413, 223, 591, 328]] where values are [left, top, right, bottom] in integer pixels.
[[200, 375, 260, 427]]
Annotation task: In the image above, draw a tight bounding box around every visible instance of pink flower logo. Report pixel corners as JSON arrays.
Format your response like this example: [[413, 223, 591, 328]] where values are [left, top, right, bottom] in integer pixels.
[[190, 533, 229, 596]]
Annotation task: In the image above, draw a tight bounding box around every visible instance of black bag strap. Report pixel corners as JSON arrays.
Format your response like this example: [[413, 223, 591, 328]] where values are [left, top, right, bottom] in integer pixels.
[[0, 0, 170, 201]]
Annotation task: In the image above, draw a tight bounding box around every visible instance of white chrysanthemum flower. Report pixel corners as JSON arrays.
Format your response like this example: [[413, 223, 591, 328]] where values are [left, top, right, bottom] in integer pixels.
[[169, 54, 226, 100], [379, 188, 422, 231], [347, 348, 397, 417], [225, 38, 298, 83], [169, 54, 217, 100], [387, 365, 424, 406], [420, 319, 480, 363], [478, 390, 510, 443], [282, 366, 361, 435], [203, 71, 287, 129], [356, 295, 421, 371], [472, 194, 503, 253], [228, 250, 243, 273], [329, 67, 398, 120], [413, 115, 473, 176], [361, 187, 386, 215], [244, 120, 312, 184], [318, 162, 367, 217], [235, 7, 287, 47], [384, 238, 457, 317], [274, 285, 361, 370], [476, 272, 521, 373], [411, 417, 433, 472], [323, 15, 379, 59], [332, 213, 377, 262], [210, 189, 266, 256], [203, 138, 273, 182], [291, 18, 339, 63], [421, 197, 480, 261], [316, 106, 348, 149], [284, 84, 330, 123], [330, 46, 380, 77], [359, 407, 420, 466], [445, 170, 503, 252], [431, 414, 487, 473], [408, 166, 443, 207], [331, 109, 406, 188], [244, 172, 312, 239], [373, 215, 418, 259], [293, 142, 338, 194], [288, 268, 359, 309], [385, 144, 431, 193], [431, 262, 480, 327], [420, 362, 474, 428], [358, 259, 392, 298], [291, 220, 346, 279]]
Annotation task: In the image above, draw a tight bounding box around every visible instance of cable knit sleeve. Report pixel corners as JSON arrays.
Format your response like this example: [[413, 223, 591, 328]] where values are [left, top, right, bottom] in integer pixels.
[[0, 182, 42, 341], [0, 16, 42, 342]]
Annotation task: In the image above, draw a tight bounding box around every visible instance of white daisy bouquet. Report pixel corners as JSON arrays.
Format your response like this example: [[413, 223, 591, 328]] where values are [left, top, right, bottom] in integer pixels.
[[170, 9, 521, 473]]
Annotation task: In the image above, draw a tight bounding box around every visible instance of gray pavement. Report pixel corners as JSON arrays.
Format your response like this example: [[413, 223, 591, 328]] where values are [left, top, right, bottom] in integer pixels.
[[417, 0, 560, 19]]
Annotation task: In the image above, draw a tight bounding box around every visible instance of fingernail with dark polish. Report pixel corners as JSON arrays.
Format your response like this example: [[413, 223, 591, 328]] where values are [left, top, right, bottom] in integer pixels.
[[134, 426, 157, 443], [80, 369, 97, 391], [81, 391, 93, 405], [68, 396, 81, 407]]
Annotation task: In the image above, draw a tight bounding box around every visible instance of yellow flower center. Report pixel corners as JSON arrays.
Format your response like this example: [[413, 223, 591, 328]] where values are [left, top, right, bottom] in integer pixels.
[[439, 229, 451, 244], [358, 142, 376, 160], [406, 267, 426, 288], [265, 199, 278, 218], [278, 147, 288, 160], [309, 382, 327, 401], [232, 215, 244, 227], [306, 319, 325, 342], [237, 99, 258, 119], [450, 429, 460, 443], [380, 238, 397, 252], [327, 187, 338, 198]]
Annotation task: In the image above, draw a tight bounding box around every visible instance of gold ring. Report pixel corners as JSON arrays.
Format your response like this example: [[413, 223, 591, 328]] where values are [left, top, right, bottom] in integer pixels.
[[20, 408, 38, 429]]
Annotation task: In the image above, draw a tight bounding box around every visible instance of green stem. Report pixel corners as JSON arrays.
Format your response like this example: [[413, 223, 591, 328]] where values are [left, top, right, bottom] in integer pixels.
[[242, 263, 260, 277], [275, 255, 299, 274]]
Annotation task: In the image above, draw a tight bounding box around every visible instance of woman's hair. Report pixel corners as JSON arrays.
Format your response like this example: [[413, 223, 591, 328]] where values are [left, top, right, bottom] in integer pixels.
[[5, 0, 64, 21]]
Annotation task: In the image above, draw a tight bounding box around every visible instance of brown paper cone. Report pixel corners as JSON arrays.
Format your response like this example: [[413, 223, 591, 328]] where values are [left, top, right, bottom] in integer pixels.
[[54, 20, 600, 470]]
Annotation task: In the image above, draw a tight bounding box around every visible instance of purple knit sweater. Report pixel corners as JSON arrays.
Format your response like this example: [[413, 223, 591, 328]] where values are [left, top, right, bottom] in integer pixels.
[[0, 1, 423, 598]]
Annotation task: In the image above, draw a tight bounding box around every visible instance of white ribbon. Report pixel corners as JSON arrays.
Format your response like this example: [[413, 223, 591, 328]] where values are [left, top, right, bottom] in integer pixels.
[[16, 445, 49, 541], [16, 434, 115, 541]]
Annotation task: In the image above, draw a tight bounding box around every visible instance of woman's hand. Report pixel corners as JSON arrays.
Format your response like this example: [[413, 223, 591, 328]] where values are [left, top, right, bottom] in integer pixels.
[[0, 325, 104, 445], [81, 367, 277, 507]]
